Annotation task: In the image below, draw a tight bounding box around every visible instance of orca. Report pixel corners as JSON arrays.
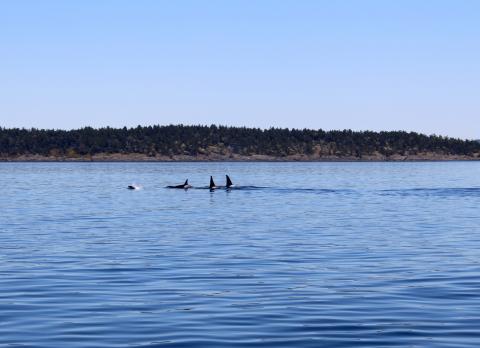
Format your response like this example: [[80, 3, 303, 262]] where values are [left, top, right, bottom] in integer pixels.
[[209, 176, 217, 190], [226, 175, 234, 188], [128, 184, 141, 190], [167, 179, 192, 189]]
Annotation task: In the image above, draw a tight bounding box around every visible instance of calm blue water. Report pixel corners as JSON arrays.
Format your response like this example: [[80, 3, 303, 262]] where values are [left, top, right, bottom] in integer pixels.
[[1, 162, 480, 347]]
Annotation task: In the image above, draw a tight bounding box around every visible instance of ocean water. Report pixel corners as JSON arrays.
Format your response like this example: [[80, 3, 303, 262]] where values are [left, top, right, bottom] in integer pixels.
[[1, 162, 480, 348]]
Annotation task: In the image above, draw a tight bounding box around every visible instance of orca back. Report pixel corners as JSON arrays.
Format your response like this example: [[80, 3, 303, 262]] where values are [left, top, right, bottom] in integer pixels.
[[167, 179, 190, 189], [226, 175, 233, 188], [209, 176, 216, 189]]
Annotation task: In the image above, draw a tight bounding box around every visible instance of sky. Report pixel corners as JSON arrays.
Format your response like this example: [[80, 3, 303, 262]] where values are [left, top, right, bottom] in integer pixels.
[[1, 0, 479, 139]]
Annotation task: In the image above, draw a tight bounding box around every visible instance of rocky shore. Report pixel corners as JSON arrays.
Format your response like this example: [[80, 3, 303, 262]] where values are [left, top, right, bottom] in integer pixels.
[[1, 152, 479, 162]]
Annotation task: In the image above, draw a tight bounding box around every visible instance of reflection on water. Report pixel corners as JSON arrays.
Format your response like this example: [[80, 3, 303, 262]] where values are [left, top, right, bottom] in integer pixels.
[[1, 162, 480, 347]]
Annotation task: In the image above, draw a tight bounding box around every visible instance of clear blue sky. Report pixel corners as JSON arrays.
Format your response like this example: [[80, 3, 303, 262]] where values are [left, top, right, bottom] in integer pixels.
[[1, 0, 479, 139]]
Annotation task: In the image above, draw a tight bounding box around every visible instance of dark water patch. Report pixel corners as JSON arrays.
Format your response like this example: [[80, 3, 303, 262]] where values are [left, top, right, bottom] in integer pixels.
[[379, 187, 480, 198]]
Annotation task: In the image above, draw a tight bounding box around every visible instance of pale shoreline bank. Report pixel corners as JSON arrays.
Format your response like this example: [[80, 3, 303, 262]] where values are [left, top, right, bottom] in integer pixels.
[[1, 152, 479, 162]]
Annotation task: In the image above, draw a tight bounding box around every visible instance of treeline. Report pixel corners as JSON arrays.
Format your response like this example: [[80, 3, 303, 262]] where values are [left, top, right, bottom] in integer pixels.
[[0, 125, 479, 158]]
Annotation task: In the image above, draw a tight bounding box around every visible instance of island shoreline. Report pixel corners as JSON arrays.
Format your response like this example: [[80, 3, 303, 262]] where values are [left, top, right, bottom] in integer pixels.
[[1, 154, 479, 162]]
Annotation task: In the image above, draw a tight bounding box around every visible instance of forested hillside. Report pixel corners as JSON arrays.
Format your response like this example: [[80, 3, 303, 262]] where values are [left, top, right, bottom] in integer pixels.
[[0, 125, 479, 160]]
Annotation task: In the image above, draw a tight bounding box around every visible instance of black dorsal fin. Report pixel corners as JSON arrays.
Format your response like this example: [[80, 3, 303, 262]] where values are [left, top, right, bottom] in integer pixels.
[[184, 179, 188, 186], [226, 175, 233, 188], [209, 176, 215, 189]]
